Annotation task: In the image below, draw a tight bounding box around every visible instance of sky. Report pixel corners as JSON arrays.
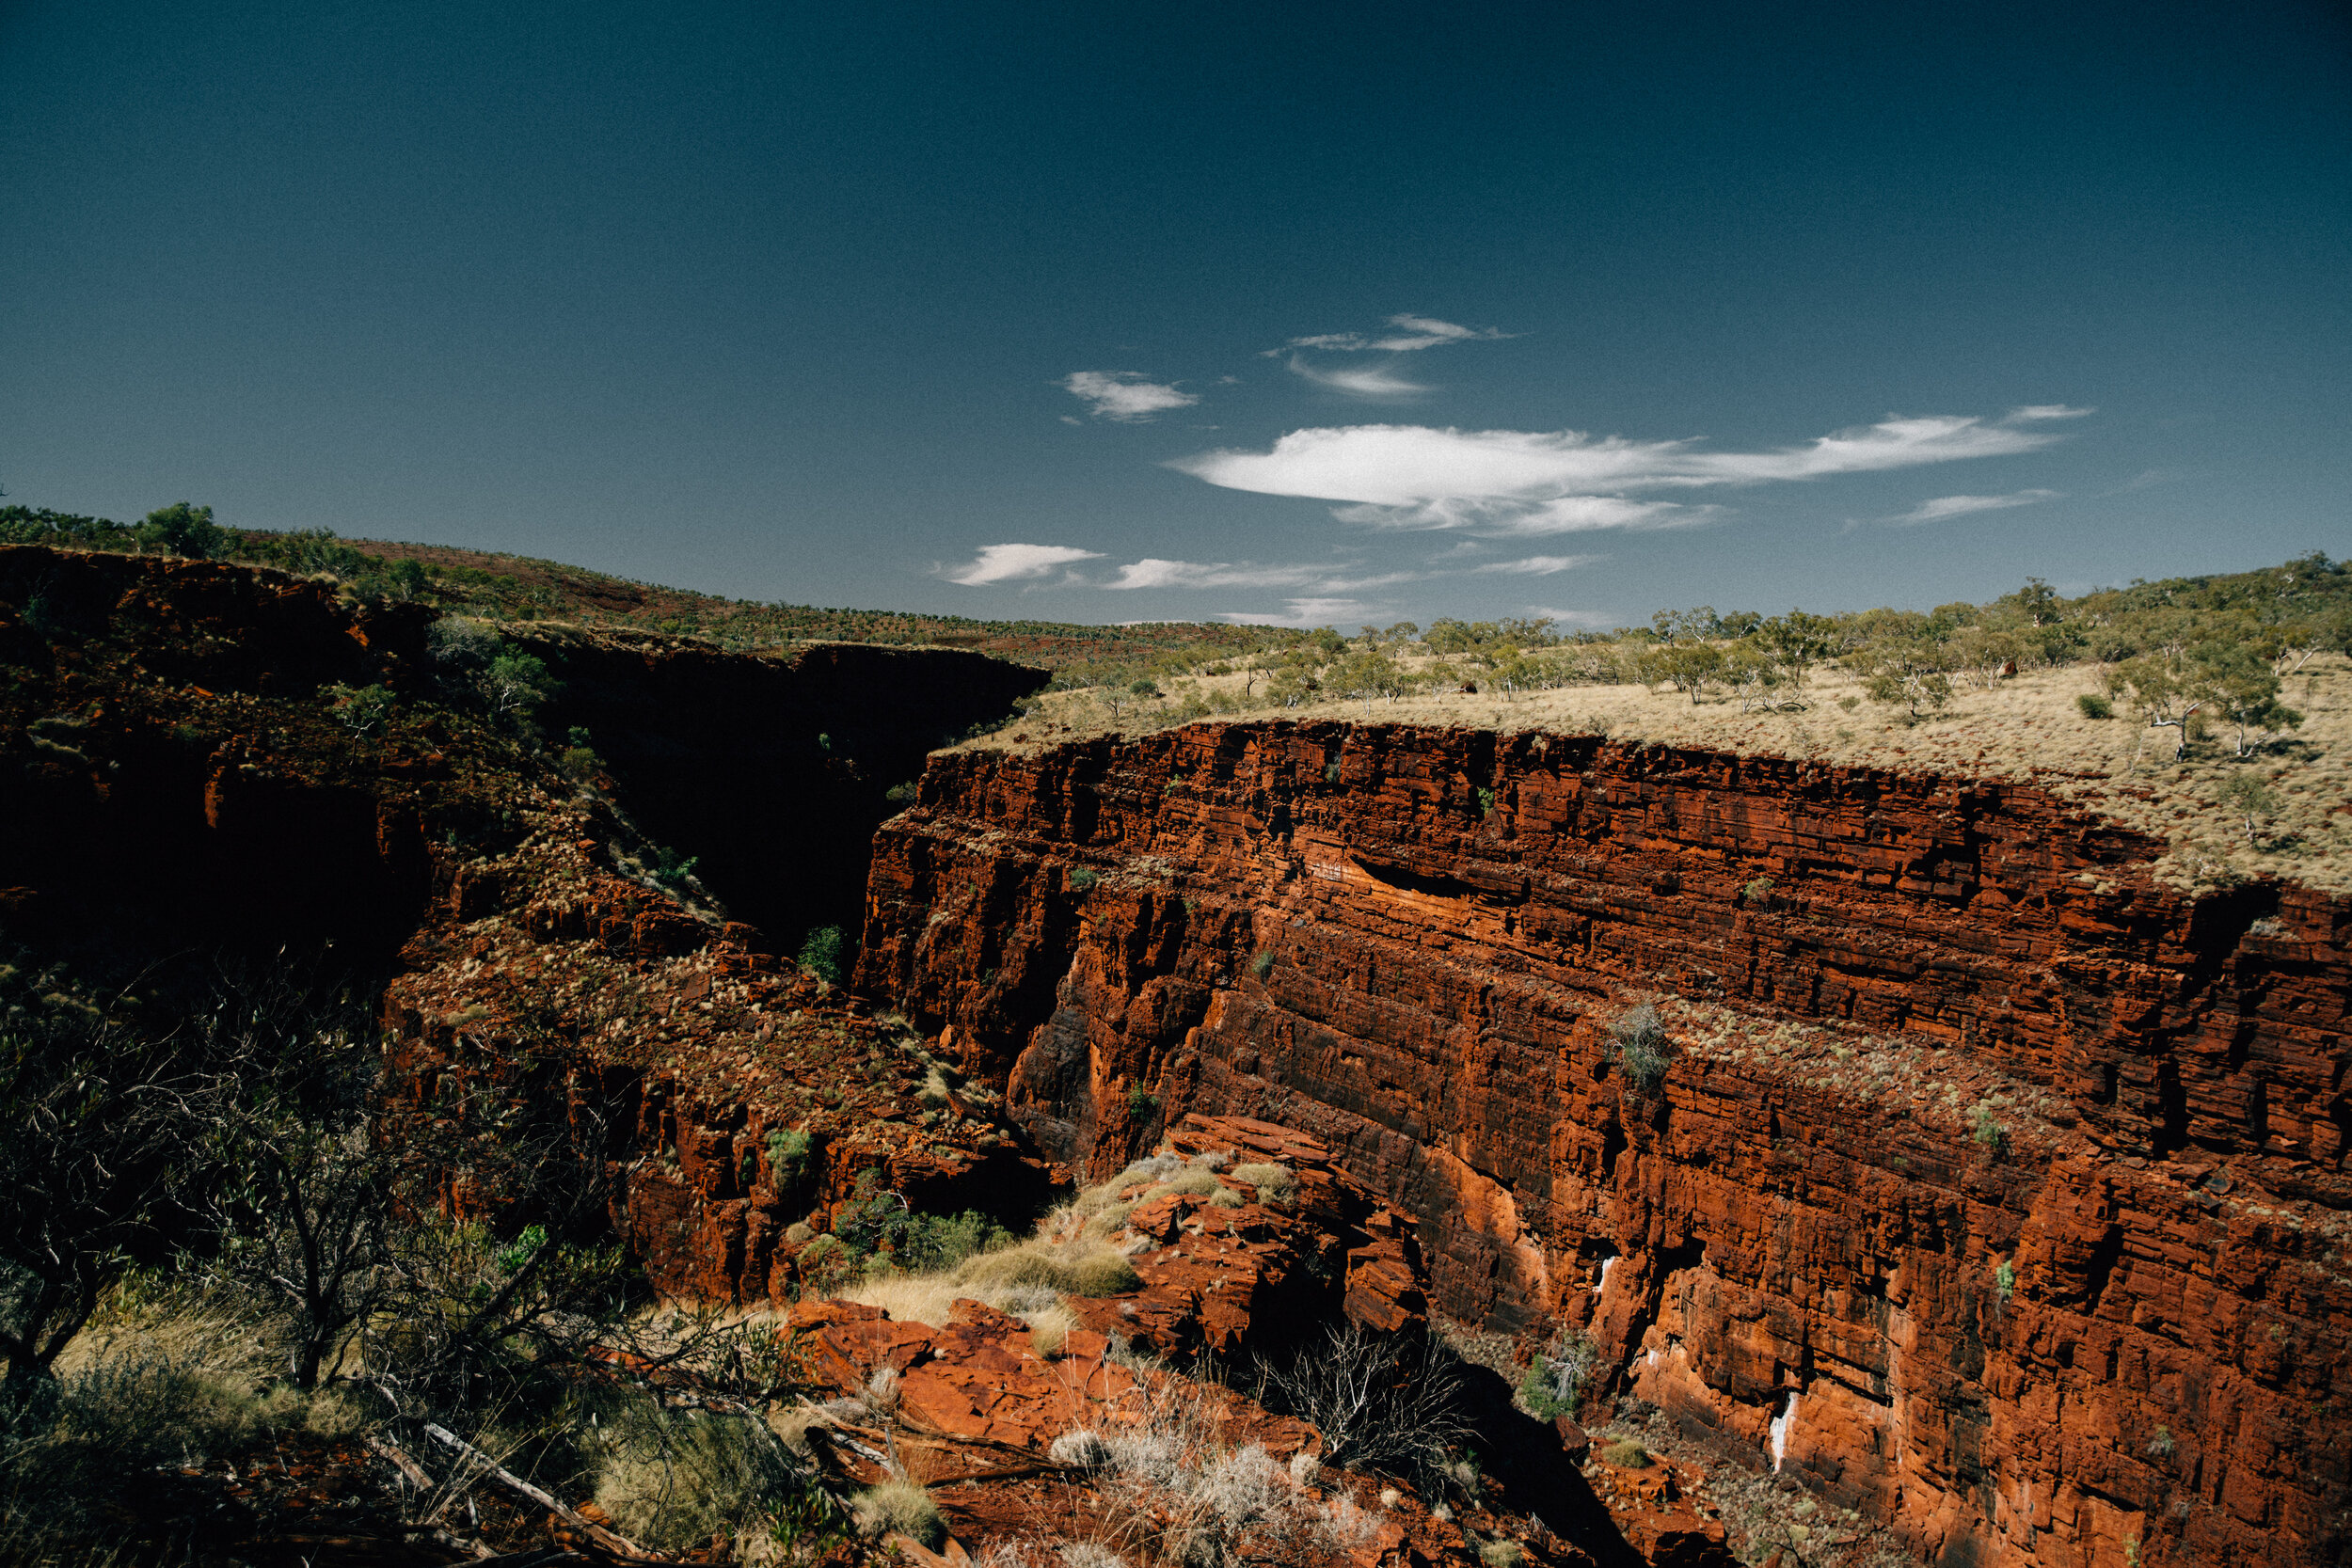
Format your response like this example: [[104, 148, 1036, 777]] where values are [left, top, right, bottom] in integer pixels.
[[3, 1, 2346, 631]]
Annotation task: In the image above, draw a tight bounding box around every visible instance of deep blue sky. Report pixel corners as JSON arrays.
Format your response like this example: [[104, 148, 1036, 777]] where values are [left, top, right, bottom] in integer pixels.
[[5, 2, 2346, 628]]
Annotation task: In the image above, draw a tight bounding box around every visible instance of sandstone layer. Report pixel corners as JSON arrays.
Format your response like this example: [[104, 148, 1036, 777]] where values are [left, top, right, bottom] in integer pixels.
[[856, 721, 2352, 1567]]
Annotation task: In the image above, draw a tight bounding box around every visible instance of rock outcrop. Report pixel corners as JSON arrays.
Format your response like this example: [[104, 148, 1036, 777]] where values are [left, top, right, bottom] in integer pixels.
[[856, 721, 2352, 1567]]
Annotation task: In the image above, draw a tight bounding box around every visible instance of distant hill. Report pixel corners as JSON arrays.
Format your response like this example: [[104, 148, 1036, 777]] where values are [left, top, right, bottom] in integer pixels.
[[0, 505, 1294, 683]]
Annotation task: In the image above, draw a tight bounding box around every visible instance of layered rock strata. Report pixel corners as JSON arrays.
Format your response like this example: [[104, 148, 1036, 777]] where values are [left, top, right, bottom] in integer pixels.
[[855, 721, 2352, 1567]]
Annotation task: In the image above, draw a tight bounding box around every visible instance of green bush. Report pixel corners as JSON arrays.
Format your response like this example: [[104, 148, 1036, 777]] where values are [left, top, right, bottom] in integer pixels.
[[1967, 1101, 2007, 1154], [798, 926, 847, 983], [135, 501, 226, 559], [1126, 1084, 1157, 1115], [1068, 866, 1100, 894], [2076, 693, 2115, 720], [1518, 1333, 1596, 1419], [1251, 949, 1276, 978], [1599, 1438, 1650, 1466]]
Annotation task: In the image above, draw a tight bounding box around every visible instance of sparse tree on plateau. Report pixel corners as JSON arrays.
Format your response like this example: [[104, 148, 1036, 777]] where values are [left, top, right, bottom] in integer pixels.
[[1755, 610, 1841, 689], [135, 500, 227, 559]]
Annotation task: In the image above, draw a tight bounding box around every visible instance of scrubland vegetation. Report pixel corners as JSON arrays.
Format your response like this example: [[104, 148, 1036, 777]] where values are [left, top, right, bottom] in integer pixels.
[[976, 554, 2352, 892]]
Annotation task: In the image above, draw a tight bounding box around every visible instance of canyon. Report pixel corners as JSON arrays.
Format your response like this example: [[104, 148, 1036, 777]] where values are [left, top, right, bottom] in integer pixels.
[[857, 724, 2351, 1568], [5, 546, 2346, 1567]]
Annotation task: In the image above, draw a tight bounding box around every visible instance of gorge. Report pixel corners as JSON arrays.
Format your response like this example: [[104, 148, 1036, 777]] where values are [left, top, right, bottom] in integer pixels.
[[3, 543, 2345, 1568]]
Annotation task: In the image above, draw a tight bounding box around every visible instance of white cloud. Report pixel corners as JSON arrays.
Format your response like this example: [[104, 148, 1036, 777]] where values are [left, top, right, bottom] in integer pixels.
[[1275, 314, 1514, 354], [1472, 554, 1598, 576], [2005, 404, 2095, 422], [1063, 371, 1200, 422], [943, 543, 1105, 585], [1287, 357, 1431, 399], [1218, 597, 1376, 627], [1170, 410, 2076, 535], [1884, 489, 2060, 525], [1108, 558, 1421, 593]]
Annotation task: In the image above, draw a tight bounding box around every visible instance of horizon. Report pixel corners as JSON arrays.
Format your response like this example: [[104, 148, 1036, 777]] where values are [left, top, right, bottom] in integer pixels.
[[4, 1, 2346, 628]]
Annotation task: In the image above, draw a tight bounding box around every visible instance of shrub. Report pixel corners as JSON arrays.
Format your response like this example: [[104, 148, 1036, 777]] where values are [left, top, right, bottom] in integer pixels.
[[1207, 1186, 1244, 1209], [1126, 1084, 1157, 1115], [853, 1480, 945, 1547], [1742, 875, 1776, 902], [1517, 1333, 1596, 1419], [1263, 1324, 1471, 1487], [1163, 1167, 1220, 1197], [766, 1127, 813, 1185], [2147, 1425, 2176, 1460], [884, 780, 919, 806], [1229, 1163, 1296, 1204], [651, 845, 700, 891], [1599, 1438, 1650, 1466], [1069, 866, 1100, 894], [1251, 949, 1276, 978], [595, 1405, 803, 1551], [2076, 693, 2115, 720], [1480, 1543, 1524, 1568], [798, 925, 846, 983], [1608, 1005, 1672, 1092], [1994, 1260, 2017, 1301], [1967, 1101, 2007, 1154]]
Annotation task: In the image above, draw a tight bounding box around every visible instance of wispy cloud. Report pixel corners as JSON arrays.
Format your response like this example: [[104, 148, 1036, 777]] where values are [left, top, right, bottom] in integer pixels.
[[1276, 314, 1514, 354], [2005, 404, 2095, 422], [1472, 554, 1598, 576], [1286, 357, 1430, 399], [1107, 558, 1419, 593], [1218, 596, 1377, 628], [943, 543, 1105, 585], [1171, 410, 2077, 534], [1884, 488, 2059, 525], [1063, 371, 1200, 422]]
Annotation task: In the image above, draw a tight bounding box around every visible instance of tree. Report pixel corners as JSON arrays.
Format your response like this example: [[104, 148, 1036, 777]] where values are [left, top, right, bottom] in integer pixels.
[[389, 557, 431, 602], [1755, 610, 1841, 689], [480, 650, 557, 722], [193, 978, 399, 1389], [2218, 774, 2281, 848], [2118, 656, 2210, 761], [1720, 643, 1784, 712], [2195, 642, 2302, 756], [1866, 668, 1954, 721], [0, 975, 209, 1393], [1640, 641, 1724, 704], [135, 501, 226, 559]]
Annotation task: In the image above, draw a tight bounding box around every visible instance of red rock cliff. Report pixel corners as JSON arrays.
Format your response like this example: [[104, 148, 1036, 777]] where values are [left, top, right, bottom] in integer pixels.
[[855, 721, 2352, 1568]]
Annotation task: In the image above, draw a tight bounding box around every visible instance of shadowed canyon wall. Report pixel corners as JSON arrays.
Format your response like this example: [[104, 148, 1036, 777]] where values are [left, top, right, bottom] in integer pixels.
[[855, 721, 2352, 1568], [0, 544, 1041, 969]]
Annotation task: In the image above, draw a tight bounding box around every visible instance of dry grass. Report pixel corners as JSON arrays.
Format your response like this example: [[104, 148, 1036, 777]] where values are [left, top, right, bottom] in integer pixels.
[[960, 654, 2352, 894]]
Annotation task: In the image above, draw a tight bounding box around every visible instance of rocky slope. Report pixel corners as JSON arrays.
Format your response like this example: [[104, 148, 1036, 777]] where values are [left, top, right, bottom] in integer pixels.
[[856, 721, 2352, 1568]]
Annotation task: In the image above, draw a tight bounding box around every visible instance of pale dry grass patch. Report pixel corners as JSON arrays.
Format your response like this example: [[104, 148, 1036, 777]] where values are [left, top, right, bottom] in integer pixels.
[[958, 656, 2352, 894]]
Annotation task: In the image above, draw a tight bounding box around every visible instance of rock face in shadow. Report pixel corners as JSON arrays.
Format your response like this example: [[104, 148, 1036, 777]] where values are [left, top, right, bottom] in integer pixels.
[[516, 626, 1046, 953], [0, 544, 1041, 971], [854, 721, 2352, 1568]]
